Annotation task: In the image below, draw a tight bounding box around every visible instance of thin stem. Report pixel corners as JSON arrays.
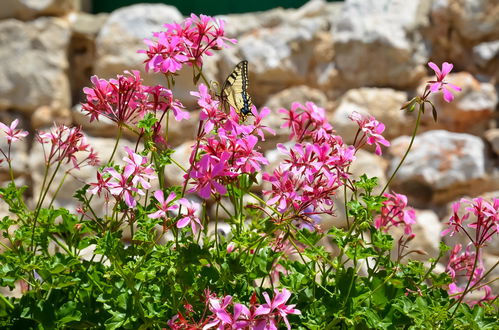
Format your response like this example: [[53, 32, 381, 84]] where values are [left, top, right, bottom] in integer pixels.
[[450, 246, 481, 317], [107, 126, 123, 165], [380, 107, 423, 195]]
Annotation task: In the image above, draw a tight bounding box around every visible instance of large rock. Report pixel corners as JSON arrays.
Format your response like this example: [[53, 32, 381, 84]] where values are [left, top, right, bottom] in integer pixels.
[[0, 18, 71, 115], [332, 0, 429, 89], [429, 0, 499, 76], [68, 12, 109, 104], [420, 72, 498, 135], [222, 2, 334, 105], [331, 88, 411, 145], [473, 40, 499, 80], [484, 129, 499, 156], [0, 0, 79, 20], [388, 130, 498, 206]]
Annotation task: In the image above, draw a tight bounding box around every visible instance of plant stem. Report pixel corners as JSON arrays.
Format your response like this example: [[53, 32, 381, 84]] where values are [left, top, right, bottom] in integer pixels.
[[380, 106, 423, 195]]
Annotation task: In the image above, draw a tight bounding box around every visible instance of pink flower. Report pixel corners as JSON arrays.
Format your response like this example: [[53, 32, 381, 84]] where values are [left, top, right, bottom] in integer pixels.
[[0, 119, 28, 143], [254, 288, 301, 330], [374, 192, 416, 235], [446, 243, 495, 305], [188, 152, 232, 199], [105, 167, 144, 208], [176, 198, 203, 234], [149, 190, 179, 219], [348, 111, 390, 156], [441, 197, 498, 247], [427, 62, 462, 103], [36, 124, 99, 169], [122, 146, 157, 190], [140, 14, 235, 73], [82, 70, 148, 125], [144, 85, 188, 121]]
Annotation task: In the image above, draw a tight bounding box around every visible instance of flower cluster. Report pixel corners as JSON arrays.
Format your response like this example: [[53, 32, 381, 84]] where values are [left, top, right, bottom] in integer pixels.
[[37, 124, 99, 170], [82, 70, 187, 126], [89, 146, 155, 208], [140, 14, 236, 73], [186, 84, 272, 199], [442, 197, 499, 248], [374, 192, 417, 236], [348, 111, 390, 156], [263, 102, 355, 217], [168, 289, 301, 329], [446, 244, 495, 305]]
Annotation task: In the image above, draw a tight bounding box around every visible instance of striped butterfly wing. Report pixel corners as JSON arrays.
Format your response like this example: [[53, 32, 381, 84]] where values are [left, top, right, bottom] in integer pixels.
[[222, 60, 253, 119]]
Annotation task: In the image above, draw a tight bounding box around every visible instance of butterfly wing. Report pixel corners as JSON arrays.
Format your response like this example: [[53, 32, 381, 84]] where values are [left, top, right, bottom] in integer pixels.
[[222, 60, 253, 118]]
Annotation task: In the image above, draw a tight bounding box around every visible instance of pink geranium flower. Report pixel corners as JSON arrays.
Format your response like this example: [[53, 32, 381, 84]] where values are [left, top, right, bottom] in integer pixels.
[[374, 192, 416, 236], [149, 190, 179, 219], [348, 111, 390, 156], [427, 62, 462, 103], [176, 198, 203, 234], [0, 119, 28, 143]]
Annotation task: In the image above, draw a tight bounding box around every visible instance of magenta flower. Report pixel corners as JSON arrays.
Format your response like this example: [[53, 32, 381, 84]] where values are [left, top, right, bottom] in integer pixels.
[[140, 14, 235, 73], [141, 35, 189, 74], [105, 167, 143, 208], [427, 62, 462, 103], [441, 197, 498, 247], [149, 190, 179, 219], [36, 124, 99, 169], [263, 140, 353, 215], [82, 70, 148, 125], [348, 111, 390, 156], [280, 102, 333, 143], [0, 119, 28, 143], [374, 192, 416, 235], [446, 243, 495, 305], [188, 152, 233, 199], [254, 288, 301, 330], [145, 85, 188, 121], [176, 198, 203, 234], [122, 146, 157, 190]]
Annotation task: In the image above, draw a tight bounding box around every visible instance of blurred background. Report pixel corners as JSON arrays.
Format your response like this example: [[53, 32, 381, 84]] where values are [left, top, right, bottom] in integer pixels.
[[0, 0, 498, 281]]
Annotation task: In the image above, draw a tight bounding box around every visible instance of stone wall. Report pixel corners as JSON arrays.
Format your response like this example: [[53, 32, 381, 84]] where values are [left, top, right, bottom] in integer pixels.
[[0, 0, 497, 282]]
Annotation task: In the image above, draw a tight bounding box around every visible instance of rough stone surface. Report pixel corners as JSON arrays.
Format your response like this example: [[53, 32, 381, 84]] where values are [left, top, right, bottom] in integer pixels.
[[484, 129, 499, 156], [332, 0, 430, 89], [0, 18, 71, 114], [0, 0, 79, 20], [68, 12, 109, 103], [388, 130, 497, 206], [222, 13, 331, 105], [429, 0, 499, 76]]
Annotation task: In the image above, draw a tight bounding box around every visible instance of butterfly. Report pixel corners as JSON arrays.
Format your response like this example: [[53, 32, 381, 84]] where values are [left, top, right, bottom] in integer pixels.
[[221, 60, 253, 120]]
